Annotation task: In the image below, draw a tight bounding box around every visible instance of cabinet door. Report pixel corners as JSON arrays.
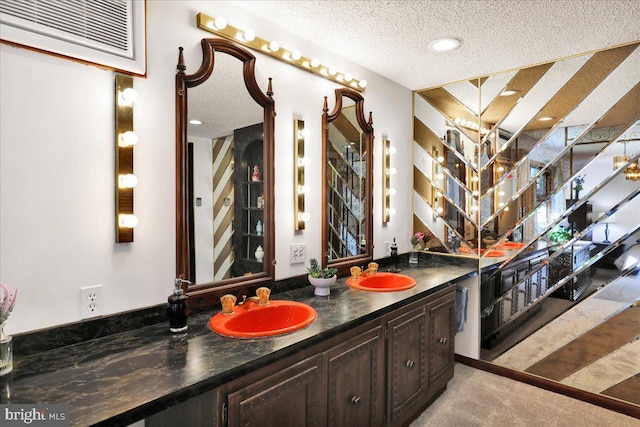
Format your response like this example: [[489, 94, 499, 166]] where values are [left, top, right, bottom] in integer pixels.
[[327, 326, 384, 427], [386, 306, 428, 427], [515, 264, 530, 311], [428, 292, 455, 389], [227, 355, 323, 427]]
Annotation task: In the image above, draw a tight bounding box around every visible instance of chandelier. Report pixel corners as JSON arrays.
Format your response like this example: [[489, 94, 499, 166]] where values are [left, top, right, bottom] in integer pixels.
[[612, 140, 640, 181]]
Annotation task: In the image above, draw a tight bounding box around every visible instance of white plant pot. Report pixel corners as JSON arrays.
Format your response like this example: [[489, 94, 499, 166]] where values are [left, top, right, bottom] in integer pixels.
[[308, 275, 337, 296]]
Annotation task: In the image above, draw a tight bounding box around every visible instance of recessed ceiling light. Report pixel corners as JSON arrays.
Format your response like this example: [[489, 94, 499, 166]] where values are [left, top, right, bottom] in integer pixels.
[[538, 116, 554, 122], [500, 89, 518, 96], [428, 37, 462, 52], [189, 119, 202, 125]]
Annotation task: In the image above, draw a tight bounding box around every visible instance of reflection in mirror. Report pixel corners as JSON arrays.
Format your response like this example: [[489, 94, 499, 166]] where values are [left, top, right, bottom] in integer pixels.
[[322, 88, 373, 271], [415, 41, 640, 409], [176, 38, 275, 293]]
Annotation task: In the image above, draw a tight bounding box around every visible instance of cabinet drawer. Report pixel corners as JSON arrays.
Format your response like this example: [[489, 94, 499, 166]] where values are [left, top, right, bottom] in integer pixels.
[[227, 355, 324, 427]]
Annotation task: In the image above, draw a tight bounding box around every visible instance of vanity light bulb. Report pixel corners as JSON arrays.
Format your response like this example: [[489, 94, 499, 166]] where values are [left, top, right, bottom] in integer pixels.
[[299, 185, 310, 194], [387, 167, 397, 176], [243, 29, 256, 42], [119, 131, 138, 147], [298, 156, 310, 167], [119, 214, 139, 229], [498, 190, 505, 196], [359, 79, 368, 88], [299, 212, 311, 222], [214, 16, 227, 30], [310, 58, 320, 68], [436, 206, 444, 214], [472, 190, 479, 196], [344, 73, 353, 82], [291, 50, 302, 60], [118, 174, 138, 189], [389, 146, 397, 155], [301, 128, 311, 138], [269, 40, 280, 52], [436, 173, 445, 180], [471, 205, 479, 212], [389, 208, 396, 216], [328, 66, 337, 76], [497, 166, 505, 172], [504, 206, 510, 211], [472, 176, 479, 182], [437, 155, 445, 163], [120, 88, 138, 105], [387, 188, 397, 196]]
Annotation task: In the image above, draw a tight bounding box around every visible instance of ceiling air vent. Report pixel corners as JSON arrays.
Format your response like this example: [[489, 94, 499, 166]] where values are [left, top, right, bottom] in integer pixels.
[[0, 0, 146, 75]]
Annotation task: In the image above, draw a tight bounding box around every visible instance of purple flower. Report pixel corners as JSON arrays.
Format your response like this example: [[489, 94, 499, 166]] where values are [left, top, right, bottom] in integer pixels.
[[0, 284, 18, 324]]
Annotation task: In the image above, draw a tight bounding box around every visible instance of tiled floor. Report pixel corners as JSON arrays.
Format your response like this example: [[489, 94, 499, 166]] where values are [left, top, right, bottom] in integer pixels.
[[492, 271, 640, 405]]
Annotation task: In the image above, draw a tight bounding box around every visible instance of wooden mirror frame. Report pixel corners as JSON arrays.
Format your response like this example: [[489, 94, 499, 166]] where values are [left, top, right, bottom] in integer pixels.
[[176, 38, 275, 296], [322, 87, 374, 272]]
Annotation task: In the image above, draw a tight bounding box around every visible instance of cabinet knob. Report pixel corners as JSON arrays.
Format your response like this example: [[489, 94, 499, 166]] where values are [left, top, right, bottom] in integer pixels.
[[438, 337, 447, 345], [350, 395, 361, 406], [405, 359, 415, 369]]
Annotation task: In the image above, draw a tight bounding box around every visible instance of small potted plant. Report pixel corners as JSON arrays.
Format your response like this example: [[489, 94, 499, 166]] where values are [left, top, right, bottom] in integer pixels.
[[548, 225, 572, 245], [307, 258, 338, 296]]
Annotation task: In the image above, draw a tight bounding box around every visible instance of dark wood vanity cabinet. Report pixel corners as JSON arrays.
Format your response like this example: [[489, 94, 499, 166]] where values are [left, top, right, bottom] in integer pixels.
[[148, 285, 455, 427]]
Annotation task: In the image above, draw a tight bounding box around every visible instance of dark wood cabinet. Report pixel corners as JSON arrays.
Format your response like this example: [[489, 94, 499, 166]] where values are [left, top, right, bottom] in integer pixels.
[[148, 285, 456, 427], [327, 326, 385, 427], [549, 243, 592, 301], [387, 305, 427, 427], [386, 288, 455, 427], [481, 251, 549, 348], [428, 292, 455, 390]]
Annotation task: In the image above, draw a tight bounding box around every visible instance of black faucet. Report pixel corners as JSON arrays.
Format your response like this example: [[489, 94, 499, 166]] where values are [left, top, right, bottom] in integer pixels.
[[389, 238, 401, 273]]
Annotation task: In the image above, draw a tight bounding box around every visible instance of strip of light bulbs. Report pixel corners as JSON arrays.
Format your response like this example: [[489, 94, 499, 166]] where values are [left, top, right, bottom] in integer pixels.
[[197, 13, 367, 92]]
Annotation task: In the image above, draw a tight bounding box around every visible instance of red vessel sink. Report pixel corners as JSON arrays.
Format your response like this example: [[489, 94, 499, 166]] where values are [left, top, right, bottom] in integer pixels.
[[209, 300, 317, 339], [347, 272, 417, 292]]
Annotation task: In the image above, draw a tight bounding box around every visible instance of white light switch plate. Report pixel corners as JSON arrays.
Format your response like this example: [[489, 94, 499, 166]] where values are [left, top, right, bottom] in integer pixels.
[[290, 243, 306, 264]]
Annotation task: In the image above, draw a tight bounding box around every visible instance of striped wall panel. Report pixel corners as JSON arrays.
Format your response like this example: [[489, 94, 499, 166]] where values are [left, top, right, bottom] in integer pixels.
[[212, 134, 235, 281]]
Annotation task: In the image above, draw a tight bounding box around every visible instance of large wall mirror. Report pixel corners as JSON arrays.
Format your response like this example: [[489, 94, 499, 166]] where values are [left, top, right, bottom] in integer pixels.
[[414, 41, 640, 409], [322, 88, 374, 271], [176, 38, 275, 294]]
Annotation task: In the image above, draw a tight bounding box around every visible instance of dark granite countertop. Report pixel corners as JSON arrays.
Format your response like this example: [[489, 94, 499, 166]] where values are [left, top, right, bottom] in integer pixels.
[[3, 257, 477, 426]]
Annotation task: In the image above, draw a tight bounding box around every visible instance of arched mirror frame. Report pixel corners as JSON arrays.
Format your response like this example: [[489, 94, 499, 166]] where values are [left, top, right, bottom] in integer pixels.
[[176, 38, 275, 295], [322, 88, 374, 272]]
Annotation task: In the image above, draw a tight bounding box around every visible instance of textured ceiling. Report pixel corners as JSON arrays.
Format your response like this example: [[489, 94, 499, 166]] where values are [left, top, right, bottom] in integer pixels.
[[231, 0, 640, 90]]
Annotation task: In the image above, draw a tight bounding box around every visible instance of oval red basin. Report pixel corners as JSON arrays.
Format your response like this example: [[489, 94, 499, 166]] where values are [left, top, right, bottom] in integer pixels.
[[347, 272, 416, 292], [209, 300, 317, 338]]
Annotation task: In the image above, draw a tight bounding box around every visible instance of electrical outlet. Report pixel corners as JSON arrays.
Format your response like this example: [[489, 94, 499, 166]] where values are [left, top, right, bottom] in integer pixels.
[[81, 285, 103, 319], [290, 243, 306, 264], [384, 241, 390, 256]]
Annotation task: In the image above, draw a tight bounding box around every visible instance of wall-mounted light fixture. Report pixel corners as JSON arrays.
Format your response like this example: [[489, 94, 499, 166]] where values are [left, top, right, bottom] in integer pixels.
[[431, 148, 445, 220], [115, 74, 138, 242], [294, 120, 310, 230], [196, 13, 367, 92], [383, 139, 396, 222]]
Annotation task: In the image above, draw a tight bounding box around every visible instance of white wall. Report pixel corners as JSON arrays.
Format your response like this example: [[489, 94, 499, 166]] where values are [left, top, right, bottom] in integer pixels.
[[0, 1, 413, 334]]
